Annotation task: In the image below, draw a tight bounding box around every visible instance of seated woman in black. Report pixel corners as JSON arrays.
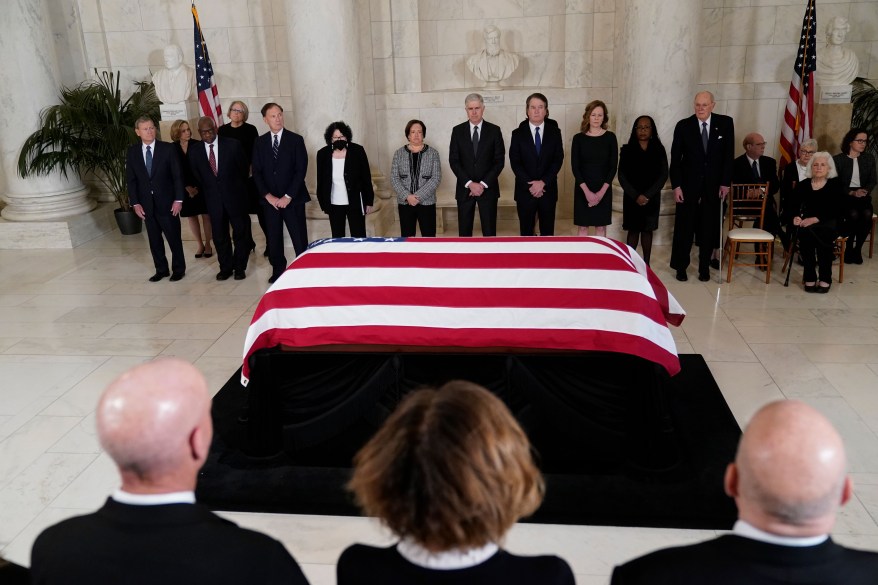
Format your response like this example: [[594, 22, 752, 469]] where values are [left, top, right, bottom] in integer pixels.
[[337, 380, 575, 585], [793, 152, 843, 293], [833, 128, 875, 264], [779, 138, 817, 249]]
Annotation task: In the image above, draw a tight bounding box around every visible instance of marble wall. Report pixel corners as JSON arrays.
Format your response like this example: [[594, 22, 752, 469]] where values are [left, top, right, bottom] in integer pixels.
[[30, 0, 878, 225]]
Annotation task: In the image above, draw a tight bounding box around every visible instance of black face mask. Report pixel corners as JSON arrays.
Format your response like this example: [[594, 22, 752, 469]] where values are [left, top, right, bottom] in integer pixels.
[[332, 139, 348, 151]]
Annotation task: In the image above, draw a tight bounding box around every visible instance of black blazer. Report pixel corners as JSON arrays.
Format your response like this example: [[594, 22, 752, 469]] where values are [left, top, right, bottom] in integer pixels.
[[610, 534, 878, 585], [732, 154, 779, 196], [30, 498, 310, 585], [125, 140, 183, 215], [779, 161, 805, 221], [833, 151, 877, 199], [188, 137, 250, 217], [669, 114, 735, 198], [508, 118, 564, 203], [448, 120, 505, 200], [315, 142, 375, 214], [252, 129, 310, 204]]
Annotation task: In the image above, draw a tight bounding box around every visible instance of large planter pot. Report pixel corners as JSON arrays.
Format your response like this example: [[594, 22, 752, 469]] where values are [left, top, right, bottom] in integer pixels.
[[114, 208, 143, 235]]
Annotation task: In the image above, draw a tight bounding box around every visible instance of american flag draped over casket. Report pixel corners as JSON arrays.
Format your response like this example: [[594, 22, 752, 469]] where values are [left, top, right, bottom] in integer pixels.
[[241, 237, 686, 385]]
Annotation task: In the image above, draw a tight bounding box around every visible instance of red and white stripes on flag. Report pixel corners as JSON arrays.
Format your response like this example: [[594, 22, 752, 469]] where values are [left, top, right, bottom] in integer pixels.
[[778, 0, 816, 170], [241, 237, 686, 385], [192, 2, 223, 126]]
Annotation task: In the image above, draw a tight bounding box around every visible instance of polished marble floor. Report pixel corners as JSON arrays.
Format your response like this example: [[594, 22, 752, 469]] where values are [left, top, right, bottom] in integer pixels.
[[2, 223, 878, 585]]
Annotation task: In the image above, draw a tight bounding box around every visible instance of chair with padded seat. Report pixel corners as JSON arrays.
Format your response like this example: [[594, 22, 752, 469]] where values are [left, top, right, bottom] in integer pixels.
[[723, 182, 773, 283]]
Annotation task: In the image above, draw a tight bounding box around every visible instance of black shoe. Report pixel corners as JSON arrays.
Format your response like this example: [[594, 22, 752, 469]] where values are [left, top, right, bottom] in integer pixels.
[[216, 270, 233, 281], [675, 270, 688, 282], [234, 270, 246, 280], [804, 282, 817, 293], [817, 281, 831, 293], [698, 271, 710, 282], [169, 272, 185, 282], [148, 271, 170, 282], [710, 258, 720, 270], [853, 249, 864, 264], [268, 274, 281, 284]]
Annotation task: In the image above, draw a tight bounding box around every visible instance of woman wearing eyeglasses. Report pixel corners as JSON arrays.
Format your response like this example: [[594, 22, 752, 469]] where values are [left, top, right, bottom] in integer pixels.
[[780, 139, 818, 250], [217, 101, 266, 256], [833, 129, 875, 264]]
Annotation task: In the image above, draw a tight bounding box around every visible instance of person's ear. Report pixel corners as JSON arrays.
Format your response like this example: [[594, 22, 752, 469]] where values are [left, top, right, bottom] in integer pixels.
[[724, 463, 739, 498], [840, 476, 853, 506]]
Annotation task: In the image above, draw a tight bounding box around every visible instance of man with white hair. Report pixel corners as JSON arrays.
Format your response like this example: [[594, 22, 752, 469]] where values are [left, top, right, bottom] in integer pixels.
[[30, 358, 310, 585], [610, 400, 878, 584]]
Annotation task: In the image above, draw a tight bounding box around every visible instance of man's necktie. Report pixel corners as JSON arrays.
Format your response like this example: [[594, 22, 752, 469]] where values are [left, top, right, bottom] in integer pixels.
[[752, 159, 760, 180], [701, 122, 708, 153], [272, 134, 279, 160], [209, 143, 217, 176], [472, 126, 479, 157], [535, 126, 542, 156], [145, 145, 153, 175]]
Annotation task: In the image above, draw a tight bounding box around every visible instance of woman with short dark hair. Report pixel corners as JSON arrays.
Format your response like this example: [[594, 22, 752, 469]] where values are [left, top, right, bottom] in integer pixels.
[[833, 128, 875, 264], [390, 119, 441, 237], [337, 380, 574, 585], [316, 121, 375, 238]]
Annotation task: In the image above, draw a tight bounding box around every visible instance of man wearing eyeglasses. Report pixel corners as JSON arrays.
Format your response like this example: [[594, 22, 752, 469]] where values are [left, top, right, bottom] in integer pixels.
[[732, 132, 784, 248]]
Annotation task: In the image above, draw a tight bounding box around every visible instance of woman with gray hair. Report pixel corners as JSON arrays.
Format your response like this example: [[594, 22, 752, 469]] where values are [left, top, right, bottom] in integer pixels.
[[391, 119, 441, 237], [780, 139, 818, 247], [792, 152, 843, 293]]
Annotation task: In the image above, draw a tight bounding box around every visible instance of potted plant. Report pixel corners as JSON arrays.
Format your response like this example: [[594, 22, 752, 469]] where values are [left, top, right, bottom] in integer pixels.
[[17, 70, 160, 234], [852, 77, 878, 160]]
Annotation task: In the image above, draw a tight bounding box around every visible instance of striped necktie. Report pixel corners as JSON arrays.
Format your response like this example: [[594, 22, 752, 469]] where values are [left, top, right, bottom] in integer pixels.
[[272, 134, 279, 160]]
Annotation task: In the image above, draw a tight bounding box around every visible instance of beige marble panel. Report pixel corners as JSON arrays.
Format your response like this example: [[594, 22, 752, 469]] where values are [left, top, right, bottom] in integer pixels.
[[95, 0, 142, 32], [565, 50, 593, 87], [594, 0, 615, 12], [699, 46, 720, 84], [420, 55, 467, 91], [721, 7, 778, 46], [565, 0, 595, 13], [371, 0, 391, 21], [254, 61, 280, 96], [564, 13, 593, 52], [392, 20, 421, 58], [215, 62, 258, 99], [273, 25, 288, 62], [744, 43, 796, 83], [524, 0, 565, 17], [228, 26, 277, 62], [592, 11, 615, 50], [82, 32, 109, 68], [701, 8, 724, 48], [592, 49, 614, 87], [139, 0, 194, 30], [516, 52, 565, 88], [549, 15, 566, 52], [417, 19, 438, 55], [373, 56, 396, 94], [372, 21, 393, 59], [248, 0, 274, 26], [717, 45, 747, 83], [391, 0, 419, 20]]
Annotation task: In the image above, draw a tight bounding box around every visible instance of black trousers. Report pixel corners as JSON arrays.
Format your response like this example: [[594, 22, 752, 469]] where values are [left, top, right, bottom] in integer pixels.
[[457, 195, 497, 237], [798, 224, 837, 283], [398, 203, 436, 237], [516, 195, 556, 236], [262, 199, 308, 278], [671, 195, 720, 273], [841, 197, 873, 250], [144, 206, 185, 275], [328, 204, 366, 238], [210, 205, 251, 273]]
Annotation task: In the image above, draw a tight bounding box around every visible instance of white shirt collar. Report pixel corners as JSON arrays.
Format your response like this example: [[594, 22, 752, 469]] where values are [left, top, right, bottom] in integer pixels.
[[397, 538, 499, 570], [746, 155, 759, 165], [141, 140, 156, 152], [112, 489, 196, 506], [271, 130, 283, 142], [698, 115, 712, 129], [470, 122, 483, 133], [529, 122, 544, 133], [733, 520, 829, 547]]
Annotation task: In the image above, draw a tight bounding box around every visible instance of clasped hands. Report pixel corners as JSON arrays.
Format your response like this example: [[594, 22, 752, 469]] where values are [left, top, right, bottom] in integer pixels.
[[265, 193, 291, 209], [528, 180, 546, 198], [793, 216, 818, 228], [581, 183, 608, 207]]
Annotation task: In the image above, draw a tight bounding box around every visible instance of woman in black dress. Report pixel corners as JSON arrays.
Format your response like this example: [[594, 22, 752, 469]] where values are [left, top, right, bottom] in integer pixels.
[[571, 100, 617, 237], [217, 100, 264, 255], [619, 115, 668, 265], [337, 381, 575, 585], [833, 128, 875, 264], [793, 152, 843, 293], [170, 119, 212, 258]]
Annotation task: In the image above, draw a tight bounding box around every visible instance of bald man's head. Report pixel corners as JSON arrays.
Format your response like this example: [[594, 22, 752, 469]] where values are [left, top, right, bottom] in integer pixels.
[[97, 359, 212, 488], [726, 401, 850, 535]]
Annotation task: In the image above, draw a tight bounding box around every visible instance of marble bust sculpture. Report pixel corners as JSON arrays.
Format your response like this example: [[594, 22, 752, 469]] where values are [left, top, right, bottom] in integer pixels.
[[815, 16, 859, 87], [151, 44, 195, 104], [467, 25, 519, 88]]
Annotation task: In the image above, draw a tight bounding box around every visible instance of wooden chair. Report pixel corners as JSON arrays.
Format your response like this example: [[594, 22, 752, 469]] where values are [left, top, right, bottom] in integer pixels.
[[781, 235, 847, 283], [867, 214, 877, 259], [723, 182, 774, 283]]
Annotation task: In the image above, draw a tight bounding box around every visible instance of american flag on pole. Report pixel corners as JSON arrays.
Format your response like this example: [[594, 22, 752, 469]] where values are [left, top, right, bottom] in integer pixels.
[[778, 0, 816, 170], [240, 237, 686, 385], [192, 2, 223, 126]]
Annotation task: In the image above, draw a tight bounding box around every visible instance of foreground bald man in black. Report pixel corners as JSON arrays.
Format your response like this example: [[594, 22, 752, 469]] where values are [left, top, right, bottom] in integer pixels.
[[31, 358, 310, 585], [611, 400, 878, 584]]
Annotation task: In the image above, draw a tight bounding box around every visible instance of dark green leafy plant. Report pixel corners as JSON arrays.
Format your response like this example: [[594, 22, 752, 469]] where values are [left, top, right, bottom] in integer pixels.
[[17, 70, 159, 211], [852, 77, 878, 160]]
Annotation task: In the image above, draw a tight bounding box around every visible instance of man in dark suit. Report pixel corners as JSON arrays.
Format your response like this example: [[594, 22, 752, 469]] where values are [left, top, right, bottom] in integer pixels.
[[125, 115, 185, 282], [448, 93, 506, 236], [30, 358, 310, 585], [732, 131, 785, 248], [509, 93, 564, 236], [610, 400, 878, 584], [189, 116, 251, 281], [251, 102, 310, 283], [669, 91, 735, 281]]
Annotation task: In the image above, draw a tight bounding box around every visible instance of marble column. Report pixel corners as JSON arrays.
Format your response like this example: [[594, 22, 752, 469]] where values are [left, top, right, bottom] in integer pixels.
[[614, 0, 701, 244], [0, 0, 93, 222], [285, 0, 367, 179]]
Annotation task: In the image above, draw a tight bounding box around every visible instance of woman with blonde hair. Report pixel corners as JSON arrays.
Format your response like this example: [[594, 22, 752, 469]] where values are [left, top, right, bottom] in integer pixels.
[[337, 380, 574, 584], [170, 119, 212, 258]]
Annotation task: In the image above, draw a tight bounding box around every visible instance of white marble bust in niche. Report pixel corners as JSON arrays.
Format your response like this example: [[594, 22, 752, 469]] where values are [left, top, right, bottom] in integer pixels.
[[151, 44, 196, 104], [815, 16, 859, 87], [467, 25, 519, 89]]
